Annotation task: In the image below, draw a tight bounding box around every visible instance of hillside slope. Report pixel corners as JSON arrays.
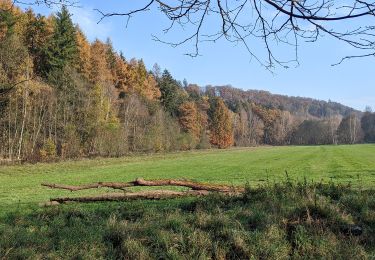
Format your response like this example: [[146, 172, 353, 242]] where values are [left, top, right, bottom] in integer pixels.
[[209, 85, 359, 118]]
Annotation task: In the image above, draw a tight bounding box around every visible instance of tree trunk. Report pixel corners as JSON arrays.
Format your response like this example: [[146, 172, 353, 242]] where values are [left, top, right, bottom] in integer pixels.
[[17, 59, 29, 160]]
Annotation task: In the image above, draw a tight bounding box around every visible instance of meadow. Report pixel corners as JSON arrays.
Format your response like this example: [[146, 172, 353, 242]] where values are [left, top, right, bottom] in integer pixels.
[[1, 145, 375, 259], [1, 144, 375, 214]]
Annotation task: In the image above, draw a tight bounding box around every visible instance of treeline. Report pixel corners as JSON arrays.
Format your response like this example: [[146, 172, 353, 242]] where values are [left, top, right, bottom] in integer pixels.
[[0, 2, 374, 162], [208, 86, 374, 146]]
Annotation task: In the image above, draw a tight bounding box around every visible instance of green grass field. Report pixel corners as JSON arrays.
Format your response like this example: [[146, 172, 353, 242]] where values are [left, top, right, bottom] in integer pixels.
[[1, 144, 375, 215], [1, 145, 375, 259]]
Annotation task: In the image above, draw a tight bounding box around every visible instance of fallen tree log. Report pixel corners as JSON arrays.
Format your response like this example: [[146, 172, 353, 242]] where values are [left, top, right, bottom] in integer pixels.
[[42, 178, 244, 193], [41, 178, 244, 205], [48, 190, 210, 204]]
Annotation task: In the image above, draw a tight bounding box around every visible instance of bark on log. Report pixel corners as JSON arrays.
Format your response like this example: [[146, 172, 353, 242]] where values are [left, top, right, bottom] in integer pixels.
[[134, 178, 244, 192], [49, 190, 210, 204]]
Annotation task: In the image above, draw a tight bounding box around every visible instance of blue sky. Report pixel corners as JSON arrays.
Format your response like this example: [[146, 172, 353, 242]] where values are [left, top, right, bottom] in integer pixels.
[[25, 1, 374, 111]]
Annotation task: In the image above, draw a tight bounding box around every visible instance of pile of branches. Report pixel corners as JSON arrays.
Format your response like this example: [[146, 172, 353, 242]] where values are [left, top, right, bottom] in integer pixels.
[[41, 178, 245, 205]]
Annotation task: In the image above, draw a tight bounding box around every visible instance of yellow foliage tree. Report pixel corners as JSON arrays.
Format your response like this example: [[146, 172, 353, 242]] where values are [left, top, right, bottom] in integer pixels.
[[124, 59, 161, 100]]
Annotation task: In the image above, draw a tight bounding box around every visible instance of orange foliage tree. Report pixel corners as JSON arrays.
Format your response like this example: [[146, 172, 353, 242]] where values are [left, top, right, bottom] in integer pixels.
[[209, 97, 234, 148], [89, 39, 113, 85], [179, 101, 201, 142], [75, 27, 91, 80]]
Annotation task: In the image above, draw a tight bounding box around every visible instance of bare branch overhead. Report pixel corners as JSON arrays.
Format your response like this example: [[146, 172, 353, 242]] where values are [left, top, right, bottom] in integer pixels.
[[11, 0, 375, 68], [94, 0, 375, 68]]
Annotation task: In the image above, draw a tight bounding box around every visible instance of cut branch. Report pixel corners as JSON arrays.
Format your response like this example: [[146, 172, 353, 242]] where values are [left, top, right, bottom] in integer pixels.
[[48, 190, 210, 204], [41, 182, 134, 191]]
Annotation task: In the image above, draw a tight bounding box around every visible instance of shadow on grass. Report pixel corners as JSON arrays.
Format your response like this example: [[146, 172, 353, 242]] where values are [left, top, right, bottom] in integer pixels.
[[1, 180, 375, 259]]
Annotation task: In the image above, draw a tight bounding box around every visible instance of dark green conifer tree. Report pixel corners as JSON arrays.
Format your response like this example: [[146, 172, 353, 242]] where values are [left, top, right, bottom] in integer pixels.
[[42, 5, 77, 77], [0, 7, 16, 38], [158, 69, 186, 116], [105, 38, 117, 72]]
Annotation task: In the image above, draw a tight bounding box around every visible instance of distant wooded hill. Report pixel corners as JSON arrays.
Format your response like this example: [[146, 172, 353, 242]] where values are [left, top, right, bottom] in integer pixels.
[[205, 85, 359, 118]]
